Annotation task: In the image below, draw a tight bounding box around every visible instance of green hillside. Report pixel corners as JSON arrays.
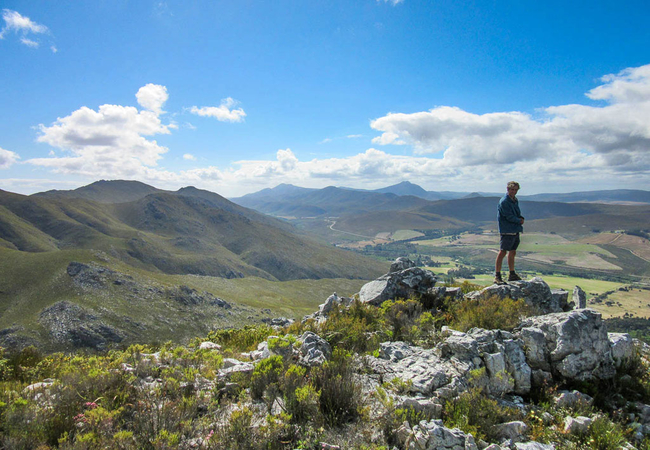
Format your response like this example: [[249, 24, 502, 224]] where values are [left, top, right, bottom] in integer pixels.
[[0, 247, 370, 352]]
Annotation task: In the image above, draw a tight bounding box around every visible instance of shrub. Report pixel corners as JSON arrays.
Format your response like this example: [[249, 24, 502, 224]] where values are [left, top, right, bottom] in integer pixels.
[[443, 386, 522, 442], [310, 349, 363, 427], [318, 303, 384, 354], [250, 355, 284, 401], [447, 295, 536, 332], [380, 299, 422, 342], [207, 325, 275, 352]]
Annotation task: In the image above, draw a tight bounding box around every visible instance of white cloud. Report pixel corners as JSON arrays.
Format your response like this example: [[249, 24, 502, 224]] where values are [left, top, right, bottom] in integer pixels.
[[136, 84, 169, 115], [377, 0, 404, 5], [370, 63, 650, 174], [29, 85, 174, 178], [23, 64, 650, 197], [0, 147, 20, 169], [183, 153, 196, 161], [1, 9, 53, 49], [0, 9, 48, 38], [189, 98, 246, 123], [20, 37, 38, 47]]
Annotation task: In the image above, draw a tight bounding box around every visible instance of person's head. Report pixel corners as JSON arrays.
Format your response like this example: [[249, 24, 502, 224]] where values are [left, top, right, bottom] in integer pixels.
[[507, 181, 520, 198]]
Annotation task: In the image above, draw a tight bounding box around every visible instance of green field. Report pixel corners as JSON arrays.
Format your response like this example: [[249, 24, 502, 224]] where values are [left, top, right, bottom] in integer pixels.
[[391, 229, 425, 241]]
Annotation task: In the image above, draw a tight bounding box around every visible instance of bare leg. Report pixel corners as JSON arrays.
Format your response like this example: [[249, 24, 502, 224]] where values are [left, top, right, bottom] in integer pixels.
[[495, 250, 507, 273], [507, 250, 516, 272]]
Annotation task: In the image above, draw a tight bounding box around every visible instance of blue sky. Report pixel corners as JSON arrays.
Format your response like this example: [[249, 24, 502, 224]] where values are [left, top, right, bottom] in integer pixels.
[[1, 0, 650, 197]]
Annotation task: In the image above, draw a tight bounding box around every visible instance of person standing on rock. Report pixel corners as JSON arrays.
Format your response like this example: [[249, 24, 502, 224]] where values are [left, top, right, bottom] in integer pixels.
[[494, 181, 524, 285]]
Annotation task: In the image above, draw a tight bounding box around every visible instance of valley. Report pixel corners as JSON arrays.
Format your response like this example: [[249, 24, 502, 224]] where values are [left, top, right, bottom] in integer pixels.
[[1, 179, 649, 352]]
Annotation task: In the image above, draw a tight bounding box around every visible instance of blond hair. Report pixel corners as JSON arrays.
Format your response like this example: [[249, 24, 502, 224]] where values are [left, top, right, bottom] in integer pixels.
[[507, 181, 520, 190]]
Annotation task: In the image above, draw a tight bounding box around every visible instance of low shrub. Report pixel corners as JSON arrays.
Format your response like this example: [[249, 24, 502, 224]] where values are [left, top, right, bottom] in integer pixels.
[[311, 349, 363, 427], [443, 386, 522, 442], [446, 295, 536, 332]]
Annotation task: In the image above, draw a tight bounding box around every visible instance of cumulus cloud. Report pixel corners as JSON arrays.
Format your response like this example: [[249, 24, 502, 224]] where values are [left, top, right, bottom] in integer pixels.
[[0, 147, 20, 169], [136, 84, 169, 115], [189, 98, 246, 123], [29, 85, 174, 178], [183, 153, 196, 161], [370, 63, 650, 175], [1, 9, 54, 50]]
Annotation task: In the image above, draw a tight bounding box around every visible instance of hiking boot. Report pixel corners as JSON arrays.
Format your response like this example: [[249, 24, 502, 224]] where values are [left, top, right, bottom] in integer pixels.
[[508, 272, 523, 282], [494, 273, 506, 285]]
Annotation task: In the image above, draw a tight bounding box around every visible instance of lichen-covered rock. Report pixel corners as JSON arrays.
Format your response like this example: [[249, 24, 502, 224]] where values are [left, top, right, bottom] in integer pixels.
[[302, 292, 353, 323], [517, 309, 615, 383], [369, 328, 531, 398], [359, 267, 437, 306], [399, 420, 478, 450], [573, 286, 587, 309], [390, 256, 416, 273], [493, 421, 528, 442], [296, 331, 331, 366], [564, 416, 592, 435], [609, 332, 635, 367], [261, 317, 295, 327], [466, 277, 570, 314], [553, 390, 594, 409]]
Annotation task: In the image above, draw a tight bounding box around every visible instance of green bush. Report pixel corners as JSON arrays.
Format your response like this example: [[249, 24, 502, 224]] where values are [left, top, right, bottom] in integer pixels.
[[311, 349, 363, 427], [447, 295, 536, 332], [207, 325, 275, 352], [443, 386, 521, 442], [250, 355, 284, 401]]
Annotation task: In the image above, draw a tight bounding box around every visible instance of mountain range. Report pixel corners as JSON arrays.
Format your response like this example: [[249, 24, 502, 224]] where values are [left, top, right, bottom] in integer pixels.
[[1, 182, 385, 281], [230, 182, 650, 236]]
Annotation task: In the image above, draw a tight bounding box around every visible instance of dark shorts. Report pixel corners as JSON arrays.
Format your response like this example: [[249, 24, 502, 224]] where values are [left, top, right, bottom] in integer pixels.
[[500, 233, 520, 251]]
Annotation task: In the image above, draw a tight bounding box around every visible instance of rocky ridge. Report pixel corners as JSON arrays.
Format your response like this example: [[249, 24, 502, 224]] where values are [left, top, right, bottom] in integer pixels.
[[18, 257, 650, 449]]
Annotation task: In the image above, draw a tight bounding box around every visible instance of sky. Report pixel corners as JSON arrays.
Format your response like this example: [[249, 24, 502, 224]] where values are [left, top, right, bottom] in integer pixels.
[[1, 0, 650, 197]]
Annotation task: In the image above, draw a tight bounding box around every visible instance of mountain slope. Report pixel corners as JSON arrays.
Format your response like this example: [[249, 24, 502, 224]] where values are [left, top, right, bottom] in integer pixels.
[[0, 187, 386, 281], [34, 179, 164, 203]]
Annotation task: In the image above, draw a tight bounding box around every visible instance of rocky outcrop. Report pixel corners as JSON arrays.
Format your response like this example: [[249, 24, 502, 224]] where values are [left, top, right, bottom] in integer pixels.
[[359, 267, 437, 306], [517, 309, 615, 383], [390, 256, 416, 273], [302, 292, 353, 323], [397, 420, 478, 450], [466, 277, 571, 314], [39, 301, 124, 350], [297, 331, 332, 366], [367, 327, 531, 398], [170, 285, 231, 308], [573, 286, 587, 309]]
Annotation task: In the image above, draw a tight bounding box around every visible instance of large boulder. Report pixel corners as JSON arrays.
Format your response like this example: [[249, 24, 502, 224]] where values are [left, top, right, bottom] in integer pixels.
[[398, 420, 478, 450], [466, 277, 570, 314], [390, 257, 416, 273], [517, 309, 615, 383], [359, 267, 437, 306]]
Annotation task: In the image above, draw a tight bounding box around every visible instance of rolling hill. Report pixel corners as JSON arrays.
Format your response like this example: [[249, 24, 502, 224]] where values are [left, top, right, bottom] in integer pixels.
[[0, 183, 386, 281]]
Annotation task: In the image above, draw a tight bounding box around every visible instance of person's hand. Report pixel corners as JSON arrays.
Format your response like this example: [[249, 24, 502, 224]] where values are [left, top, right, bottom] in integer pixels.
[[520, 218, 525, 224]]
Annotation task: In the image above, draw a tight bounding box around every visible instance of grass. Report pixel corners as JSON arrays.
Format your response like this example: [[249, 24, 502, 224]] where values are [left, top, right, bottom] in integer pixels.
[[390, 230, 424, 241], [592, 287, 650, 319], [0, 246, 372, 350]]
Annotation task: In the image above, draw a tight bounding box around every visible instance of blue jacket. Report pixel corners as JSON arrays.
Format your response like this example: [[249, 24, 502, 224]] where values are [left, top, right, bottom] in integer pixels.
[[497, 194, 524, 234]]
